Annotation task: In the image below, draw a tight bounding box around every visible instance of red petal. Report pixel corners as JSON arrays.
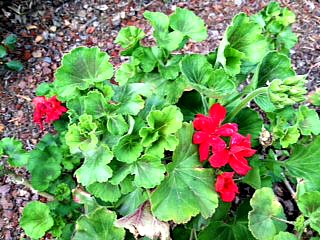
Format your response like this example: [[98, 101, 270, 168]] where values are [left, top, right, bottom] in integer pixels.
[[209, 137, 227, 152], [209, 103, 226, 123], [193, 114, 208, 131], [193, 132, 208, 144], [215, 172, 238, 202], [199, 141, 210, 162], [216, 123, 238, 136], [33, 96, 46, 105], [228, 155, 252, 176], [220, 191, 236, 202], [209, 149, 229, 168]]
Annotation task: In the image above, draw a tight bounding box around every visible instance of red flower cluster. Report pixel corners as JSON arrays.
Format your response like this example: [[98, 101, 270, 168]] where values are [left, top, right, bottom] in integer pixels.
[[33, 96, 67, 129], [193, 103, 256, 202]]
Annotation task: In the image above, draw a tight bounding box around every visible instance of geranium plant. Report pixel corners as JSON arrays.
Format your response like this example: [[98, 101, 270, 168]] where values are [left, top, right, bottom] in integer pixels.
[[1, 2, 320, 239]]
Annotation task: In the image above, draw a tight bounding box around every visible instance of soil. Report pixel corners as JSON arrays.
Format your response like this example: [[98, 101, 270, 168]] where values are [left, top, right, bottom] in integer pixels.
[[0, 0, 319, 239]]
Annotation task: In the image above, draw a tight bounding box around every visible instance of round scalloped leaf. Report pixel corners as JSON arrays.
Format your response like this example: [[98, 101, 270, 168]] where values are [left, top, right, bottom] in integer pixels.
[[75, 144, 113, 186], [54, 47, 113, 101], [248, 187, 287, 240], [150, 123, 218, 223], [131, 154, 166, 189], [113, 135, 143, 163], [170, 8, 208, 42], [73, 208, 125, 240], [20, 201, 54, 239], [297, 191, 320, 217], [115, 26, 145, 56], [87, 182, 121, 203]]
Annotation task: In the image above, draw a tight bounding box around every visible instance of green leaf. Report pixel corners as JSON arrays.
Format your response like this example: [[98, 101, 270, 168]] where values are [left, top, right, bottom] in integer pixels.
[[87, 182, 121, 203], [54, 183, 71, 201], [28, 135, 62, 191], [273, 232, 298, 240], [144, 11, 169, 33], [309, 210, 320, 234], [36, 82, 53, 96], [276, 27, 297, 53], [268, 107, 300, 148], [113, 135, 143, 163], [131, 154, 166, 189], [310, 90, 320, 106], [170, 8, 208, 42], [180, 54, 213, 85], [142, 73, 187, 104], [251, 51, 295, 89], [118, 188, 148, 216], [83, 90, 109, 119], [75, 144, 113, 186], [20, 201, 54, 239], [0, 138, 29, 167], [150, 123, 219, 223], [279, 125, 300, 148], [139, 105, 183, 157], [158, 55, 181, 80], [115, 26, 145, 55], [133, 47, 161, 73], [242, 157, 261, 189], [65, 116, 98, 154], [181, 55, 235, 96], [217, 13, 268, 74], [297, 191, 320, 234], [254, 93, 276, 113], [199, 221, 254, 240], [156, 31, 185, 52], [66, 96, 85, 120], [233, 108, 263, 147], [285, 136, 320, 180], [111, 84, 145, 115], [248, 187, 287, 240], [5, 60, 23, 71], [0, 45, 7, 58], [297, 191, 320, 217], [115, 61, 139, 86], [223, 46, 246, 76], [4, 34, 17, 47], [296, 178, 320, 200], [297, 106, 320, 135], [54, 47, 113, 101], [107, 114, 129, 136], [73, 208, 125, 240]]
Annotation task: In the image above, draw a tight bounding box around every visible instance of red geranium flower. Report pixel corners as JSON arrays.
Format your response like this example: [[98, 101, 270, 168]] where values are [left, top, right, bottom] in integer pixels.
[[215, 172, 239, 202], [209, 133, 256, 175], [193, 103, 238, 161], [33, 96, 67, 129]]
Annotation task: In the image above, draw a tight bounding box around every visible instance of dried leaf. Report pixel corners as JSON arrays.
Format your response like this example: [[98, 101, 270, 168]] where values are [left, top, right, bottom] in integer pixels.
[[116, 202, 170, 240]]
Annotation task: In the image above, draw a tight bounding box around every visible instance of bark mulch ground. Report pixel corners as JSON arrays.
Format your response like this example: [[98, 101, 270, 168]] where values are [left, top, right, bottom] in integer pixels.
[[0, 0, 319, 239]]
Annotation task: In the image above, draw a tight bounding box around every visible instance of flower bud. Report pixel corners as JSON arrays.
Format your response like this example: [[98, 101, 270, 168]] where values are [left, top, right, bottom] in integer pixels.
[[283, 75, 306, 86]]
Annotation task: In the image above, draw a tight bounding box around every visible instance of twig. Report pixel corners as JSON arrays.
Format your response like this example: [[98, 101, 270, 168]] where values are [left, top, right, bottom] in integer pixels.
[[281, 173, 296, 200], [7, 172, 54, 201]]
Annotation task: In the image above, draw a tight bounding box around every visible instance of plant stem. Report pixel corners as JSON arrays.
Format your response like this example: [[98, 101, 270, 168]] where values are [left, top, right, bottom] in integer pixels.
[[193, 229, 198, 240], [201, 94, 209, 113], [271, 216, 295, 225], [7, 172, 55, 201], [226, 87, 268, 121]]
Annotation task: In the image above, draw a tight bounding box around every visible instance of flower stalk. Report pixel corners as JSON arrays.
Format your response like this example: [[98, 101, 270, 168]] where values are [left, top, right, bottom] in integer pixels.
[[226, 87, 268, 121]]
